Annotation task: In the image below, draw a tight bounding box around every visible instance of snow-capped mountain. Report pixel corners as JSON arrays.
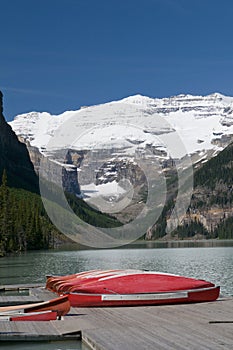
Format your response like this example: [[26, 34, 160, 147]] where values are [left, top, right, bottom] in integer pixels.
[[8, 92, 233, 209], [9, 92, 233, 160]]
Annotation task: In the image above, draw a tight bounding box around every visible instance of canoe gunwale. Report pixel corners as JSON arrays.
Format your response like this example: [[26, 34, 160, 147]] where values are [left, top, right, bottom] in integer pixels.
[[65, 285, 220, 307], [66, 285, 220, 300]]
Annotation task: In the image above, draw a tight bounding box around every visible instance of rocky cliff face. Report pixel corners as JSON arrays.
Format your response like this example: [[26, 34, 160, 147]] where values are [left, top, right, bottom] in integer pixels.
[[0, 91, 39, 192], [16, 129, 81, 195], [39, 155, 80, 195]]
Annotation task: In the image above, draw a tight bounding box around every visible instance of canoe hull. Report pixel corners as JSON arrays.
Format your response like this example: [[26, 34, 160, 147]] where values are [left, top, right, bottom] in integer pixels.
[[47, 269, 138, 293], [66, 272, 215, 295], [10, 311, 58, 321], [67, 286, 220, 307], [47, 270, 216, 295], [46, 270, 100, 291], [0, 295, 70, 317], [45, 269, 220, 307], [0, 311, 58, 322]]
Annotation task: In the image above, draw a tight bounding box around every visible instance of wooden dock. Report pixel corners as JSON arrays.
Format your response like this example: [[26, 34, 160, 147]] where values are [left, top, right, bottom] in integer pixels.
[[0, 284, 232, 349]]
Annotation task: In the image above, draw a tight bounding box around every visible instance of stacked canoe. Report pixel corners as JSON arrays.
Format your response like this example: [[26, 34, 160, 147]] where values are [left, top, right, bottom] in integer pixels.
[[46, 269, 220, 307]]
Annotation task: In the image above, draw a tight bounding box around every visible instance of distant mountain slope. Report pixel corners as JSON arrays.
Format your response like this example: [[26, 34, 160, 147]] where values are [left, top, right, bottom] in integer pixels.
[[149, 141, 233, 240], [191, 141, 233, 239], [194, 141, 233, 191], [0, 91, 39, 193], [192, 140, 233, 238], [0, 179, 120, 255]]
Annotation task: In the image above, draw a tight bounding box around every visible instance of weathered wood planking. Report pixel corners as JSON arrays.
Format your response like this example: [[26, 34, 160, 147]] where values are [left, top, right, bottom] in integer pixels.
[[79, 299, 233, 350], [52, 298, 233, 350], [0, 285, 232, 349], [0, 284, 53, 306], [0, 283, 43, 290], [0, 295, 42, 306], [0, 320, 80, 341]]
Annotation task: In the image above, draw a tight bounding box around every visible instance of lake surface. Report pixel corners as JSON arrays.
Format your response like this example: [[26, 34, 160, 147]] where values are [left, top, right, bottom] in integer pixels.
[[0, 244, 232, 296], [0, 244, 232, 350]]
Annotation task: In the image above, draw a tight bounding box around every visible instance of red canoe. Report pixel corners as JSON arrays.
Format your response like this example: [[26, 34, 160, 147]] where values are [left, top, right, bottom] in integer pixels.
[[47, 269, 140, 293], [46, 270, 99, 291], [56, 270, 144, 294], [63, 271, 216, 294], [0, 295, 70, 317], [67, 285, 220, 307], [0, 310, 58, 322], [45, 269, 220, 307], [49, 269, 220, 307]]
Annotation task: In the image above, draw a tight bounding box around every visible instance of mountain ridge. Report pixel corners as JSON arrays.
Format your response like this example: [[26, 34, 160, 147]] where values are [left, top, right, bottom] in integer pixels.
[[9, 92, 233, 159]]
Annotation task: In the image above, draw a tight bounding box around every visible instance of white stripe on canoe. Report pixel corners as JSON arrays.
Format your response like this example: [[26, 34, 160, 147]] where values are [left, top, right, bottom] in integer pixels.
[[100, 286, 218, 301], [99, 271, 181, 282], [102, 291, 188, 301], [54, 270, 181, 281], [81, 269, 143, 280], [73, 270, 124, 279]]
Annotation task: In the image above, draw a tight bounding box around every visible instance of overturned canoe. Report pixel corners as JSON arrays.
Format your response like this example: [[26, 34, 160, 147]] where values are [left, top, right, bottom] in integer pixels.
[[60, 270, 217, 294], [46, 269, 99, 291], [0, 310, 58, 322], [46, 269, 220, 307], [0, 295, 70, 317], [46, 269, 134, 293], [58, 270, 147, 294], [67, 285, 220, 307]]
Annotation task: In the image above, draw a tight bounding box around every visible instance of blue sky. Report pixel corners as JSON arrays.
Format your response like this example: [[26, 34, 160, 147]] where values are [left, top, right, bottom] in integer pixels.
[[1, 0, 233, 121]]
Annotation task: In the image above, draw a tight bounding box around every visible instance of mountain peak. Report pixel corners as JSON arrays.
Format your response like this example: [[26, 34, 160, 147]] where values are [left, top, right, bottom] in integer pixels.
[[207, 92, 233, 105], [208, 92, 224, 98], [120, 94, 154, 104]]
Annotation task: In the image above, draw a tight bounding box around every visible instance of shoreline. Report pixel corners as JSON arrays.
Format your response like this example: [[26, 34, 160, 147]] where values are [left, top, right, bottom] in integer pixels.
[[52, 238, 233, 251], [1, 239, 233, 257], [134, 238, 233, 244]]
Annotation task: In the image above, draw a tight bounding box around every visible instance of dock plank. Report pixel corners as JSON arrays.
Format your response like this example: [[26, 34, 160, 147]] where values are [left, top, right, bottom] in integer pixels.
[[0, 320, 80, 341], [0, 284, 43, 290], [0, 295, 42, 306], [79, 300, 233, 350], [0, 285, 232, 349]]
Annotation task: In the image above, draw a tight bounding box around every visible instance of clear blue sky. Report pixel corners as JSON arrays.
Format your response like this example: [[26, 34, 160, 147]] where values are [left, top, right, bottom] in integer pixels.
[[1, 0, 233, 121]]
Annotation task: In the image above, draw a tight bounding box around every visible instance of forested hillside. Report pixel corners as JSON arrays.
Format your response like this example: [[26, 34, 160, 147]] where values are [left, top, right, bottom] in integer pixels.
[[0, 170, 59, 255], [0, 170, 120, 255], [150, 141, 233, 240], [0, 92, 120, 255]]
